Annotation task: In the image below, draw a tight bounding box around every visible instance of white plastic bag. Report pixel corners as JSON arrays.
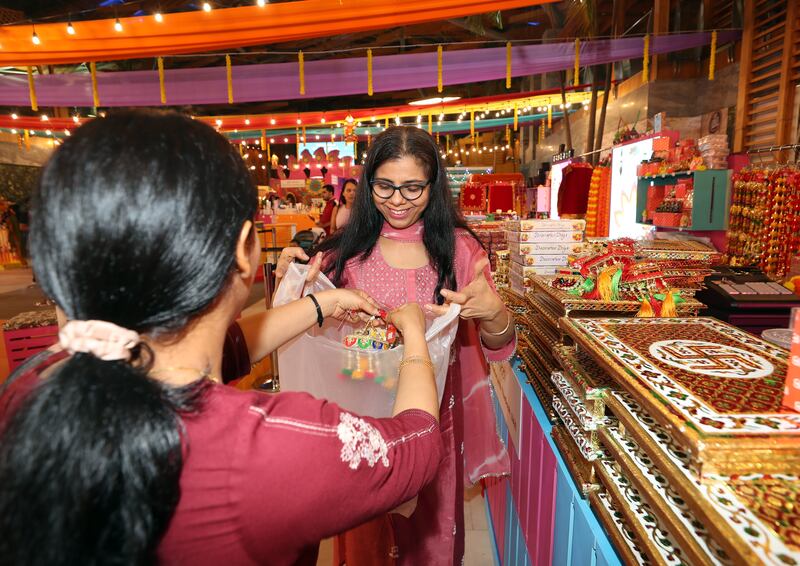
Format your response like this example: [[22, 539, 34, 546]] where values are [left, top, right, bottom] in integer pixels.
[[274, 263, 461, 417]]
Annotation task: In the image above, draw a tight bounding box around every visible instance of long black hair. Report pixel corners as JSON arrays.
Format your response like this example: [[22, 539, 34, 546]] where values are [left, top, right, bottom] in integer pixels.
[[317, 127, 478, 304], [0, 110, 257, 565]]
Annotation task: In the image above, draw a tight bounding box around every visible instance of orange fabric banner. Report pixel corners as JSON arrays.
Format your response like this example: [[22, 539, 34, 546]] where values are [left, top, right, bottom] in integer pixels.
[[0, 0, 554, 66]]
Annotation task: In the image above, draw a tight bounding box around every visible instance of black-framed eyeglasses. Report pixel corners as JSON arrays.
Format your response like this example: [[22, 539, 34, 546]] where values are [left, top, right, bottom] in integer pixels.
[[369, 179, 430, 201]]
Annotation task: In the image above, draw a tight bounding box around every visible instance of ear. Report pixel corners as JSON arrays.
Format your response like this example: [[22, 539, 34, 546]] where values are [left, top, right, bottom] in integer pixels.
[[234, 220, 257, 279]]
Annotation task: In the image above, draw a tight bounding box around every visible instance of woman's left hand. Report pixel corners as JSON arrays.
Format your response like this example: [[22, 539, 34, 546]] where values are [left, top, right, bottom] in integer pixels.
[[424, 258, 505, 323]]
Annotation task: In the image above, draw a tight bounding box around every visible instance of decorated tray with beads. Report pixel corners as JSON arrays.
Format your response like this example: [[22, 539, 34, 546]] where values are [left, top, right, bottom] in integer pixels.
[[552, 397, 604, 461], [605, 389, 800, 565], [589, 491, 655, 565], [550, 372, 609, 431], [552, 344, 615, 405], [561, 317, 800, 475], [531, 275, 703, 317], [599, 424, 733, 565], [551, 425, 601, 497], [595, 456, 698, 566], [517, 342, 558, 421]]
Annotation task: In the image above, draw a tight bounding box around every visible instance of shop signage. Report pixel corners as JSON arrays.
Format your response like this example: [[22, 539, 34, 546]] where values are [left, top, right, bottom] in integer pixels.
[[552, 149, 574, 163]]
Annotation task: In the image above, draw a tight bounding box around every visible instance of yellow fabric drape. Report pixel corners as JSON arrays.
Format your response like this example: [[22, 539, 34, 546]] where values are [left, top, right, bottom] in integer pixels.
[[506, 42, 512, 89], [573, 39, 580, 86], [90, 61, 100, 107], [437, 45, 443, 93], [0, 0, 553, 66], [367, 48, 373, 96], [298, 51, 305, 95], [470, 110, 475, 138], [26, 67, 38, 111], [260, 130, 266, 151], [226, 55, 234, 103], [709, 30, 717, 80], [513, 104, 518, 131], [642, 34, 650, 83], [428, 113, 432, 134], [547, 105, 552, 129], [157, 57, 166, 104]]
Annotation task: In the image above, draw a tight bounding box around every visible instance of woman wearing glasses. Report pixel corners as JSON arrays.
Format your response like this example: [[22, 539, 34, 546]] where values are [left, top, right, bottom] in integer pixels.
[[314, 126, 516, 566]]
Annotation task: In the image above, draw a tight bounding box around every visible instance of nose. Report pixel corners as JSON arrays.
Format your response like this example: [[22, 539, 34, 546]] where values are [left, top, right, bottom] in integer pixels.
[[388, 189, 407, 206]]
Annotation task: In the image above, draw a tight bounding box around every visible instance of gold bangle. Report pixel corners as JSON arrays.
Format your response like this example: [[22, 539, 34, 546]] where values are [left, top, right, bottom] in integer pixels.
[[481, 310, 512, 337], [398, 356, 434, 373]]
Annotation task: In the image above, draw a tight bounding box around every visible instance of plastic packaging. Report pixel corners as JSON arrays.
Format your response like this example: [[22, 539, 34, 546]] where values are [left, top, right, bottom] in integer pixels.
[[274, 263, 461, 417]]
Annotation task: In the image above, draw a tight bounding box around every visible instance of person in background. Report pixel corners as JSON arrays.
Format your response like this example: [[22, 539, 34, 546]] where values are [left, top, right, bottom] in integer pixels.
[[314, 126, 515, 566], [331, 178, 357, 234], [318, 183, 337, 235], [0, 111, 445, 566]]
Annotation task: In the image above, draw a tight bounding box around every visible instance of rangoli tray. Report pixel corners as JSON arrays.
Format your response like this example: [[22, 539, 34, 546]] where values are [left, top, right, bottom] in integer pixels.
[[561, 317, 800, 475]]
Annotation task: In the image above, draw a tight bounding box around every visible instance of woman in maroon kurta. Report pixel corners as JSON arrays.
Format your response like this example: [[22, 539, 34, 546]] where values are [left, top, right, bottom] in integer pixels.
[[0, 111, 444, 566]]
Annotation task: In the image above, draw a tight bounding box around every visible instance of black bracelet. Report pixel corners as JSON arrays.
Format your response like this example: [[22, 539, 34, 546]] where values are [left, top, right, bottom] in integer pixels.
[[307, 293, 324, 328]]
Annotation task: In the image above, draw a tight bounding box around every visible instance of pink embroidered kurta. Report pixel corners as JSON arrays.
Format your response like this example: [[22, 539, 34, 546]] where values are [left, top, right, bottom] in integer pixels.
[[1, 353, 444, 566], [338, 226, 515, 566]]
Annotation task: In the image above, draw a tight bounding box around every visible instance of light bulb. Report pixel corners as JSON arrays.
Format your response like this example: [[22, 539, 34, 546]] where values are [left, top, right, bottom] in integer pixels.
[[296, 118, 302, 124], [41, 114, 48, 121], [257, 0, 266, 6], [202, 2, 212, 11], [215, 119, 223, 126], [155, 11, 164, 22], [270, 118, 276, 125], [32, 31, 40, 45], [320, 118, 326, 124], [244, 118, 250, 125], [10, 129, 16, 134], [64, 129, 71, 136], [270, 138, 275, 143], [114, 18, 123, 32], [72, 115, 79, 123], [67, 22, 75, 35], [45, 129, 51, 135], [283, 137, 288, 142], [11, 113, 18, 120]]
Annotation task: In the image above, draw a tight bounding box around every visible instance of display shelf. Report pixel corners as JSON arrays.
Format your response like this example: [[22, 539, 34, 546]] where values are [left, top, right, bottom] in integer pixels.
[[635, 169, 731, 231], [483, 358, 622, 566]]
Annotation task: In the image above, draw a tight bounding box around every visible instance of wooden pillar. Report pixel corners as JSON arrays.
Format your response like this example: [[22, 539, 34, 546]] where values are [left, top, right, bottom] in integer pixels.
[[733, 0, 754, 152], [650, 0, 670, 80], [775, 0, 798, 161]]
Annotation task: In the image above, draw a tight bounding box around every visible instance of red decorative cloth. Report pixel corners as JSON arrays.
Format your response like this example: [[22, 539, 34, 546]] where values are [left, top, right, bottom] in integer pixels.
[[557, 163, 594, 216]]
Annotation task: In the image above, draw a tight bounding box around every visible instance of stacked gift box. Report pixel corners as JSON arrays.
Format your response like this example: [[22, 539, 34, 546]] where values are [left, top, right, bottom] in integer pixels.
[[503, 219, 586, 294], [698, 134, 729, 170]]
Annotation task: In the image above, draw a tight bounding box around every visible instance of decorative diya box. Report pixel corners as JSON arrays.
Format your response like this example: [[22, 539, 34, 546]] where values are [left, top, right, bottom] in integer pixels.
[[510, 251, 570, 267], [604, 389, 800, 565], [508, 240, 588, 256], [506, 230, 584, 244], [504, 218, 586, 232], [561, 317, 800, 475], [510, 261, 558, 278]]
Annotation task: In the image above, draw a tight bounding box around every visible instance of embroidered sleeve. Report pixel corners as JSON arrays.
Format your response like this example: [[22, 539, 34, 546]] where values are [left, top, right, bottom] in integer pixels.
[[237, 394, 443, 550]]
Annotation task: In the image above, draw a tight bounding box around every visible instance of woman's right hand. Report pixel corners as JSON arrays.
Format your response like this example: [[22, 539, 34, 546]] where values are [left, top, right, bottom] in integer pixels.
[[388, 303, 426, 336]]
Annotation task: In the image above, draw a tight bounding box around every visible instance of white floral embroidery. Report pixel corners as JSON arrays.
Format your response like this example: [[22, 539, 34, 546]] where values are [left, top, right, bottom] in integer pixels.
[[449, 394, 456, 409], [453, 524, 457, 535], [461, 442, 465, 455], [337, 412, 389, 470]]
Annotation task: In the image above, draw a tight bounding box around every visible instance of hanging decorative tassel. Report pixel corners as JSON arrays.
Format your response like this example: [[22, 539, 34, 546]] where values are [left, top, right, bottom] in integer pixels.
[[302, 126, 306, 143], [367, 48, 374, 96], [513, 104, 518, 131], [90, 61, 100, 108], [26, 67, 38, 111], [636, 297, 655, 318], [157, 57, 166, 104], [298, 51, 305, 95], [428, 113, 432, 134], [660, 290, 677, 318], [597, 266, 621, 302], [225, 55, 234, 104], [506, 42, 512, 89], [437, 45, 443, 93], [260, 130, 266, 151], [266, 143, 271, 164], [574, 38, 580, 87], [385, 117, 389, 129], [547, 104, 552, 129], [709, 30, 717, 80], [642, 35, 650, 83], [23, 129, 30, 151]]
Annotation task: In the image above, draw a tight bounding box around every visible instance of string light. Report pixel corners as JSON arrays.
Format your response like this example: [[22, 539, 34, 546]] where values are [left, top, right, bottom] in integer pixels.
[[257, 0, 266, 6], [269, 138, 275, 143], [244, 119, 250, 125], [296, 118, 302, 124], [11, 113, 18, 120], [10, 129, 17, 134], [202, 2, 212, 12], [270, 118, 276, 125], [64, 129, 71, 136], [31, 25, 40, 45], [45, 129, 51, 135], [72, 115, 79, 123], [66, 18, 75, 35], [154, 11, 164, 22], [215, 119, 222, 126], [114, 18, 123, 32], [321, 118, 326, 124], [40, 114, 48, 121], [283, 137, 288, 142]]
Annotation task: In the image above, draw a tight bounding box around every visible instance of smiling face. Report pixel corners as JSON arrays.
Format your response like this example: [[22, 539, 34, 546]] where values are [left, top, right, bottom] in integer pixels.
[[371, 155, 430, 229]]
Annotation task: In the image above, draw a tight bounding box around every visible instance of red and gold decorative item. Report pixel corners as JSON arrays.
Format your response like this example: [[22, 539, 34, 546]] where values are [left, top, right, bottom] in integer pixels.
[[585, 165, 611, 237], [459, 182, 487, 212]]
